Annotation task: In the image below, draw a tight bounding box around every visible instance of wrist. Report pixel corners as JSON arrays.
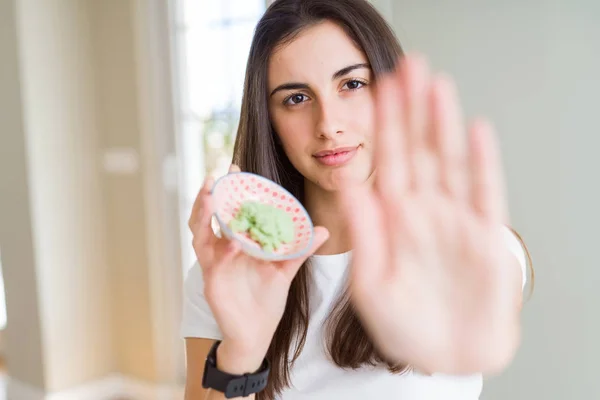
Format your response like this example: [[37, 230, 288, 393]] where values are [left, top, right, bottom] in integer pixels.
[[216, 340, 268, 375]]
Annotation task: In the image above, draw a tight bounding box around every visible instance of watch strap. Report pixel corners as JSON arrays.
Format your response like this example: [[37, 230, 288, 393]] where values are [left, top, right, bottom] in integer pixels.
[[202, 341, 270, 398]]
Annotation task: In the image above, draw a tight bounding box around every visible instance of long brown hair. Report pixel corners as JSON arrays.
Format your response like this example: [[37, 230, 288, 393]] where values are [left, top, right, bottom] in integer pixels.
[[232, 0, 533, 398]]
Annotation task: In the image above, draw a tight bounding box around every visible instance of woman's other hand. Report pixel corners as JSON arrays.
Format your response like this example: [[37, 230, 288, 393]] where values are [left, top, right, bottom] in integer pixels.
[[341, 55, 523, 375]]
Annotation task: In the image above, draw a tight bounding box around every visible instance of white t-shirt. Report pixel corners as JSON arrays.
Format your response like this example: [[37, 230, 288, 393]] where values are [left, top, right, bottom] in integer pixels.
[[181, 226, 528, 400]]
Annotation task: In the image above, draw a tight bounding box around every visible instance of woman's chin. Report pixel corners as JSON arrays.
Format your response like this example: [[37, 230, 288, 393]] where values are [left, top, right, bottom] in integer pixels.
[[313, 166, 372, 192]]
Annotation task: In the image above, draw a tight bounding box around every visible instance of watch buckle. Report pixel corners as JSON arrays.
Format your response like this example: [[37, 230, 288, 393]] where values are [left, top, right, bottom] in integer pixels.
[[241, 373, 252, 397]]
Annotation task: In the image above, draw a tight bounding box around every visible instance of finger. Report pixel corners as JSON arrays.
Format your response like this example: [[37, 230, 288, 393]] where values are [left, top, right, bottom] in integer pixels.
[[468, 118, 509, 224], [189, 176, 214, 231], [341, 184, 386, 293], [373, 60, 411, 265], [400, 54, 435, 190], [192, 189, 219, 266], [280, 226, 330, 281], [215, 239, 242, 269], [374, 65, 409, 201], [228, 164, 241, 173], [402, 54, 431, 149], [430, 74, 468, 201]]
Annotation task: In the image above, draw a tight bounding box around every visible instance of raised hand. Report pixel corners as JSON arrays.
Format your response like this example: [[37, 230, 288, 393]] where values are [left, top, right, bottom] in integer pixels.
[[188, 165, 329, 372], [341, 55, 523, 375]]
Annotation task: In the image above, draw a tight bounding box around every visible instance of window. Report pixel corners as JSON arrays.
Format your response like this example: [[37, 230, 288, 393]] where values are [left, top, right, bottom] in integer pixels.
[[172, 0, 267, 272]]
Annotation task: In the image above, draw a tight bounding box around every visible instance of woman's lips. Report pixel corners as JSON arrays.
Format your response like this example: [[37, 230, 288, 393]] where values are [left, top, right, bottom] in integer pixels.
[[313, 146, 359, 166]]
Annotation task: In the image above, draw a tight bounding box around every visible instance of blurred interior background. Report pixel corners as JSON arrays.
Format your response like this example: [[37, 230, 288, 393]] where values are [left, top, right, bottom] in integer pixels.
[[0, 0, 598, 399]]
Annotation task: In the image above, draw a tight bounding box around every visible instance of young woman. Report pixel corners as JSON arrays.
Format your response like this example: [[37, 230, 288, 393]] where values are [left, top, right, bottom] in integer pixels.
[[182, 0, 532, 399]]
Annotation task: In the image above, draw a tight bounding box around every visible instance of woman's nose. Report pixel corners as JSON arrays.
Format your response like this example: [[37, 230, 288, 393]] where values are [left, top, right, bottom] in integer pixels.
[[315, 98, 344, 138]]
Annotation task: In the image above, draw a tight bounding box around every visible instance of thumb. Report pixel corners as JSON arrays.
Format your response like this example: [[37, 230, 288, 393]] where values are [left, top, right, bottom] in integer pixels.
[[280, 226, 329, 280]]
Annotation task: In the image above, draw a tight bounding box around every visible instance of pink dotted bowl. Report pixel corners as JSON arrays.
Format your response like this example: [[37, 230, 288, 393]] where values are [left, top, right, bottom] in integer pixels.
[[210, 172, 314, 261]]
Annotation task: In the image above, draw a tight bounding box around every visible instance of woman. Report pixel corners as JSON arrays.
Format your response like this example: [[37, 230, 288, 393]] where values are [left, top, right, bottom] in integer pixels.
[[182, 0, 532, 399]]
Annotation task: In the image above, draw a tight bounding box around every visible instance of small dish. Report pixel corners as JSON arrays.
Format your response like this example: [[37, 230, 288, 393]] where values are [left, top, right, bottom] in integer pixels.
[[211, 172, 314, 261]]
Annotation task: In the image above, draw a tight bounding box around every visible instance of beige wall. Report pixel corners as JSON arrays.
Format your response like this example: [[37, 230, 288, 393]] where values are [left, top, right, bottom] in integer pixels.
[[10, 0, 114, 391], [0, 0, 46, 389], [89, 0, 157, 381], [0, 0, 162, 392]]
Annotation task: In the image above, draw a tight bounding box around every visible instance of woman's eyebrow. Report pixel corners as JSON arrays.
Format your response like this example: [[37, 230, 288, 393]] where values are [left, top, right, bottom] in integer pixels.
[[270, 82, 309, 97], [269, 63, 371, 98], [331, 62, 370, 80]]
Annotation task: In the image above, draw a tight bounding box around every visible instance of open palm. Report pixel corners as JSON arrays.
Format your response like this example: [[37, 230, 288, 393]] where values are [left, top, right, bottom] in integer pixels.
[[341, 55, 522, 375]]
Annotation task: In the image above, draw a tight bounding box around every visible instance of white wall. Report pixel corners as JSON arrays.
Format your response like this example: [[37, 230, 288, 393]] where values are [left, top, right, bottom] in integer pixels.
[[373, 0, 599, 398], [88, 0, 159, 381], [0, 0, 169, 393], [1, 0, 248, 393], [12, 0, 114, 391], [0, 0, 46, 389]]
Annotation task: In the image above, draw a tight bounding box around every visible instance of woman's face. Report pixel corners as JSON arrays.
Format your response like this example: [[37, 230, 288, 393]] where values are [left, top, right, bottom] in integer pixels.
[[267, 21, 376, 192]]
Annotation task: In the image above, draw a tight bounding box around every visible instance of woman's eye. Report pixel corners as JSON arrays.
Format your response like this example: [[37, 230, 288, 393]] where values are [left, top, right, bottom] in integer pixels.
[[284, 94, 308, 106], [344, 80, 366, 90]]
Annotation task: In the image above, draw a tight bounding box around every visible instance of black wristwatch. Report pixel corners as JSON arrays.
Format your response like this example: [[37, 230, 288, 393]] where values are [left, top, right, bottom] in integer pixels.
[[202, 340, 270, 398]]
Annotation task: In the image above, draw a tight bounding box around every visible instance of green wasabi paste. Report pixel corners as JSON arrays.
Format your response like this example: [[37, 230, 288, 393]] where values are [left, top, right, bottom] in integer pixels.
[[229, 201, 295, 252]]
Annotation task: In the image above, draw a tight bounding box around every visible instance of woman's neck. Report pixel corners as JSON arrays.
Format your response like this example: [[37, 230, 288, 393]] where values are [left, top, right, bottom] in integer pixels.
[[303, 180, 353, 256]]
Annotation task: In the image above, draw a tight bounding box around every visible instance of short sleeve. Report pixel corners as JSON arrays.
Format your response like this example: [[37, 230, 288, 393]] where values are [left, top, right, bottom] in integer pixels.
[[180, 261, 224, 339], [502, 226, 528, 291]]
